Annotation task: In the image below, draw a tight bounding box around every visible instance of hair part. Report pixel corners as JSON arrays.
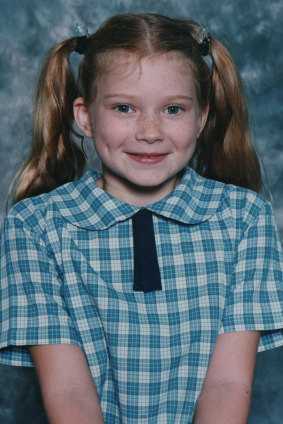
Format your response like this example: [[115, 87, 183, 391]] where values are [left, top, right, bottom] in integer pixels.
[[12, 13, 262, 205]]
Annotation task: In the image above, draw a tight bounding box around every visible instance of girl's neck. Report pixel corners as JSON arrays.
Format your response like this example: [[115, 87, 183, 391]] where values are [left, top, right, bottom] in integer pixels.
[[95, 173, 182, 207]]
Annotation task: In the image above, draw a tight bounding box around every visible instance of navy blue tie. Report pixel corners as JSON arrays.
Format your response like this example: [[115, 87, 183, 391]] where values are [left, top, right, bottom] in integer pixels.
[[132, 209, 162, 293]]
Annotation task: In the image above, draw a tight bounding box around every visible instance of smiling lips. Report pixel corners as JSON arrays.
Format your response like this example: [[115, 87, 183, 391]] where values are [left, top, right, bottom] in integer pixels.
[[127, 152, 168, 164]]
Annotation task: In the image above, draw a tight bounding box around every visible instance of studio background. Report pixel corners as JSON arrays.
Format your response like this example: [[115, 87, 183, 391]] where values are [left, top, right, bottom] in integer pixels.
[[0, 0, 282, 423]]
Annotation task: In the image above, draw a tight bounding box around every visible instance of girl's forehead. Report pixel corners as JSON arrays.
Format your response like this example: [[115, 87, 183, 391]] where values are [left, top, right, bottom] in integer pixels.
[[98, 49, 193, 77], [93, 50, 198, 104]]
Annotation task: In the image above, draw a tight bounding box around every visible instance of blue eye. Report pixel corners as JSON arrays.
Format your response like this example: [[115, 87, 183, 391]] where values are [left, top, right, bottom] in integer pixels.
[[165, 106, 181, 115], [115, 105, 132, 113]]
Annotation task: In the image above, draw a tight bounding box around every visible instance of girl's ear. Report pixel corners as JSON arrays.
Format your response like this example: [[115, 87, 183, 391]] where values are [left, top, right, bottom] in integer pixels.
[[73, 97, 93, 138], [197, 104, 209, 138]]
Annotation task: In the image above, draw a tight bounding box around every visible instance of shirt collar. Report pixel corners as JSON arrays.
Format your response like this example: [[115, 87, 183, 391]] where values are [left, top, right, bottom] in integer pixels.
[[52, 167, 226, 230]]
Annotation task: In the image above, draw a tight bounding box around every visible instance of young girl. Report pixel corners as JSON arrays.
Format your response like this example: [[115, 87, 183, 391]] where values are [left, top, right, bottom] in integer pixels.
[[1, 13, 283, 424]]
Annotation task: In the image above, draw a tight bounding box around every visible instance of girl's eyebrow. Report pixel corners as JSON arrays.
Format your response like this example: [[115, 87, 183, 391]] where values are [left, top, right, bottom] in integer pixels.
[[103, 94, 194, 102], [162, 95, 194, 102], [103, 94, 137, 100]]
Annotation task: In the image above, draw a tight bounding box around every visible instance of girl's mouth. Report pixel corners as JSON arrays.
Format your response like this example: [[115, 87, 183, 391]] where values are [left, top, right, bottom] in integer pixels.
[[127, 153, 168, 164]]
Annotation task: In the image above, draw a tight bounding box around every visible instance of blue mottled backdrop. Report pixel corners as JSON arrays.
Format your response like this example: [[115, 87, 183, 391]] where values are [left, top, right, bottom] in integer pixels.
[[0, 0, 282, 423]]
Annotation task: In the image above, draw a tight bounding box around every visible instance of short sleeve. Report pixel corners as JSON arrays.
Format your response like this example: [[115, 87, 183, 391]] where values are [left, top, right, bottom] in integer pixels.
[[219, 201, 283, 352], [0, 210, 81, 367]]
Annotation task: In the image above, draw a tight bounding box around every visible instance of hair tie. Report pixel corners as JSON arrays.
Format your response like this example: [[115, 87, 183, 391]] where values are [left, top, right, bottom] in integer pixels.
[[75, 35, 88, 55], [195, 26, 211, 57], [74, 23, 89, 55]]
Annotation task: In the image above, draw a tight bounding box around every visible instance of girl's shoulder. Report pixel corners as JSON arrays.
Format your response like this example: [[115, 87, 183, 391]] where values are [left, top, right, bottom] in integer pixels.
[[3, 171, 99, 234], [183, 168, 273, 228], [221, 181, 272, 225]]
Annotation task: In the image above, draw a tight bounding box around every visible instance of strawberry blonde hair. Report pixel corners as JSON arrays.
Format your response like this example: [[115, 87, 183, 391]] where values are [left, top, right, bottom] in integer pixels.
[[12, 13, 262, 203]]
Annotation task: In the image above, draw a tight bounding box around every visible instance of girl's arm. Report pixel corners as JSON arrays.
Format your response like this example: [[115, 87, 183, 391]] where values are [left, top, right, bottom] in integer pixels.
[[30, 344, 105, 424], [193, 331, 260, 424]]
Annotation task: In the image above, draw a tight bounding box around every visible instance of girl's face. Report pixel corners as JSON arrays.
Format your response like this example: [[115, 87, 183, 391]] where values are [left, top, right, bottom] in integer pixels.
[[74, 51, 208, 206]]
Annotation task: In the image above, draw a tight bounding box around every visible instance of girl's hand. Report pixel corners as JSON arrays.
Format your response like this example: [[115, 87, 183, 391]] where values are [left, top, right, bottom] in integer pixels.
[[30, 344, 105, 424], [193, 331, 260, 424]]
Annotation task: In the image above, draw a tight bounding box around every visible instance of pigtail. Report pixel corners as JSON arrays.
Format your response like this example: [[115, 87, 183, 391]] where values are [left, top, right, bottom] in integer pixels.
[[12, 38, 86, 203], [194, 39, 262, 193]]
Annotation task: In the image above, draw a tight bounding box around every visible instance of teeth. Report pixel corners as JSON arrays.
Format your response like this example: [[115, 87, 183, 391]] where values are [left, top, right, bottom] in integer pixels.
[[130, 153, 164, 157]]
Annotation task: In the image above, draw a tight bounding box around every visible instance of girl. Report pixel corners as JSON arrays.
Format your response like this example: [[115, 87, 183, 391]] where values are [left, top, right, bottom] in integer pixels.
[[1, 13, 283, 424]]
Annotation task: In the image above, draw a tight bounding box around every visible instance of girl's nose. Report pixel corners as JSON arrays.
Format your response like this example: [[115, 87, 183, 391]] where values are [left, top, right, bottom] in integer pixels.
[[135, 114, 164, 144]]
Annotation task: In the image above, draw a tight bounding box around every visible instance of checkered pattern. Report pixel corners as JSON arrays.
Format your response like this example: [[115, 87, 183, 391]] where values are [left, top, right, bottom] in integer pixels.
[[1, 167, 283, 423]]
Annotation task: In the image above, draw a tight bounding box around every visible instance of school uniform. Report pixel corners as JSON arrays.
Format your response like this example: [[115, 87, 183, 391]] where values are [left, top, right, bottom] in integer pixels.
[[1, 167, 283, 423]]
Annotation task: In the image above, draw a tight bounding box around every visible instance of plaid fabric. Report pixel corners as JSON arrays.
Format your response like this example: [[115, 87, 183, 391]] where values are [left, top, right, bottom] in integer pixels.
[[1, 167, 283, 423]]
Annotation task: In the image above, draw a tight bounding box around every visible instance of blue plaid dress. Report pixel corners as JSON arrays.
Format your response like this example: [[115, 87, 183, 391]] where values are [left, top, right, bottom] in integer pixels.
[[1, 167, 283, 423]]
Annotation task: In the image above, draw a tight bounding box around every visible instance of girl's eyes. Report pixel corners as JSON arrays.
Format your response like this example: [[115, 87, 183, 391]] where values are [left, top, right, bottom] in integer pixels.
[[165, 106, 182, 115], [114, 104, 183, 115], [115, 104, 133, 113]]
